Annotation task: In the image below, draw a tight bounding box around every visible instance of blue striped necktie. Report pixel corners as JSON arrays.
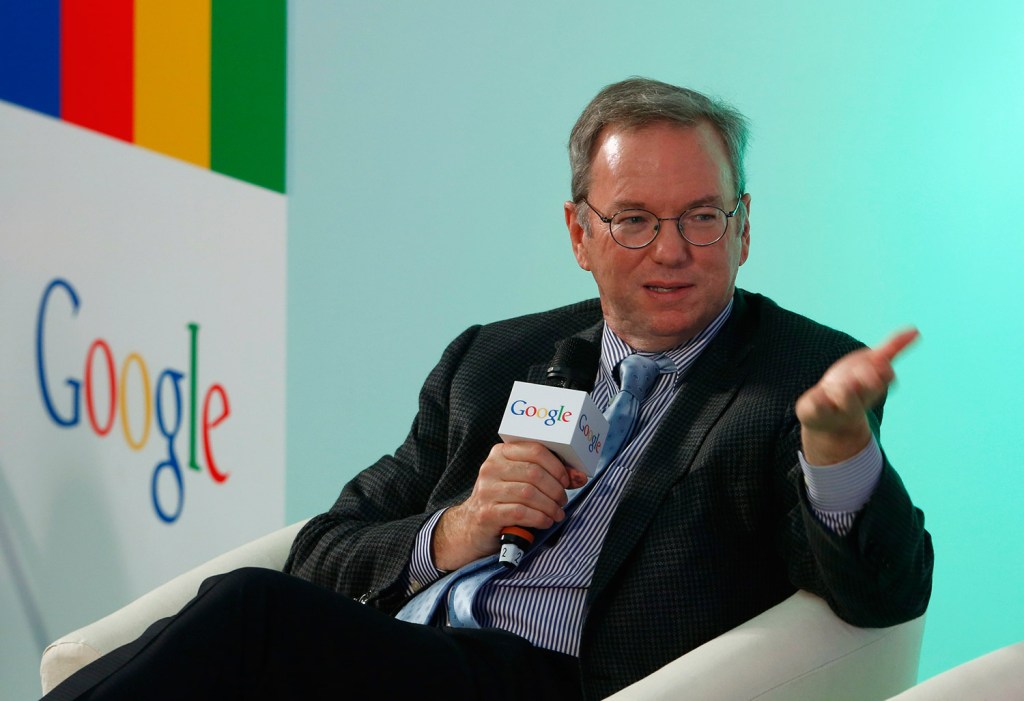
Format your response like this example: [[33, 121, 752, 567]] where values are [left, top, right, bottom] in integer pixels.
[[396, 353, 675, 628]]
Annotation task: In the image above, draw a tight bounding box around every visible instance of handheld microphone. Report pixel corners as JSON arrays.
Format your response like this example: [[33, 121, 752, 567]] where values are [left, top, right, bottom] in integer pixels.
[[496, 338, 602, 567], [541, 337, 601, 393]]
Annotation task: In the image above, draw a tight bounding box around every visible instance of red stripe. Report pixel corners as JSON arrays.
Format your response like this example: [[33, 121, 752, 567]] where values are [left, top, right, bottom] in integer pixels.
[[61, 0, 134, 142]]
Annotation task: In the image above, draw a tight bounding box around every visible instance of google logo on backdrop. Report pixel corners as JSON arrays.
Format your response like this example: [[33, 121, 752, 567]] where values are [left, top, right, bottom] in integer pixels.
[[35, 278, 232, 524]]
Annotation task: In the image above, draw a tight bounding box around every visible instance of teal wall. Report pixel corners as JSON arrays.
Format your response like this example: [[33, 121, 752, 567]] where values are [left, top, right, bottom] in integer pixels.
[[287, 1, 1024, 683]]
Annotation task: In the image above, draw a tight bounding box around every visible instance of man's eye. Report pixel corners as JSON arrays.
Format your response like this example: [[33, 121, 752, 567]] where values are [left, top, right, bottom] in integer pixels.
[[614, 211, 652, 228], [686, 210, 721, 225]]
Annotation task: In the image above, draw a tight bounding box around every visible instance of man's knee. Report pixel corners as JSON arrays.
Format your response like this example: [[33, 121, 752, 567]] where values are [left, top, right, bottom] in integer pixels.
[[193, 567, 299, 613]]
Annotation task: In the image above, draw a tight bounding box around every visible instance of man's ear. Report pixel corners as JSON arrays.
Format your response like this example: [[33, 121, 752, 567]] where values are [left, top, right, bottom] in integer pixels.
[[565, 201, 591, 271], [738, 193, 751, 266]]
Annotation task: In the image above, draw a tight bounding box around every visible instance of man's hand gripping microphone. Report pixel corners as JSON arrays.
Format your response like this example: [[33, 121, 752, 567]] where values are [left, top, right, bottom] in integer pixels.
[[497, 337, 599, 567]]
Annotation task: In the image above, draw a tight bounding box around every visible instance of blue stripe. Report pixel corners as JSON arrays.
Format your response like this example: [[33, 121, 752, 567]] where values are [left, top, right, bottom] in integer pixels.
[[0, 0, 61, 117]]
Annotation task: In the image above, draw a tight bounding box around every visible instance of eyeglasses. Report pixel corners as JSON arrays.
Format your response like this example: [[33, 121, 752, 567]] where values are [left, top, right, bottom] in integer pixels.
[[582, 196, 744, 249]]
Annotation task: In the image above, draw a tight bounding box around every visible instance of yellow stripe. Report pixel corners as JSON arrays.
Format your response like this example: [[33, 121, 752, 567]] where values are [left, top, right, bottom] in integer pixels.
[[134, 0, 211, 168]]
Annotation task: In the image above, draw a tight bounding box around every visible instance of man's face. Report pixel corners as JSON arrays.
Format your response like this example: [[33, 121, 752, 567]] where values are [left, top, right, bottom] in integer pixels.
[[565, 121, 750, 352]]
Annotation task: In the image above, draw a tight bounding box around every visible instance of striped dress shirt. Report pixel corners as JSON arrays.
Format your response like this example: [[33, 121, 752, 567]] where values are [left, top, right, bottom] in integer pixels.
[[406, 301, 881, 656]]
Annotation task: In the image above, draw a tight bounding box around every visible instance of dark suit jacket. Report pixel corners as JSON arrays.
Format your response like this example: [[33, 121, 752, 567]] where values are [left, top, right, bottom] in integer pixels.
[[285, 289, 933, 699]]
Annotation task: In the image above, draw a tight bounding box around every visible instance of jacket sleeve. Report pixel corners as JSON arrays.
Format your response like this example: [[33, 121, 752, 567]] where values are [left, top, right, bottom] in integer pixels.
[[777, 403, 934, 627], [283, 325, 481, 614]]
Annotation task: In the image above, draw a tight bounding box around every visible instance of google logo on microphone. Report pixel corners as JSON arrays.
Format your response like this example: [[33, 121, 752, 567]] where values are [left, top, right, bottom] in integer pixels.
[[35, 278, 232, 524], [509, 400, 574, 427]]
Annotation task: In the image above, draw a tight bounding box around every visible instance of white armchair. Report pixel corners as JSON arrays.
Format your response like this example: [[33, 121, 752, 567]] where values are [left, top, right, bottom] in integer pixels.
[[607, 589, 924, 700], [40, 520, 309, 694], [41, 521, 926, 699], [886, 641, 1023, 700]]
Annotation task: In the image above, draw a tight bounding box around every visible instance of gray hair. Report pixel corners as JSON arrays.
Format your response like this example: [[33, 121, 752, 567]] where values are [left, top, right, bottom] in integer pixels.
[[568, 77, 750, 204]]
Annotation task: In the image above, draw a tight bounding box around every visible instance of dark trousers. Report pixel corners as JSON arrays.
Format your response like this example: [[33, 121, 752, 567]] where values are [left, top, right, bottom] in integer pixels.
[[42, 567, 583, 701]]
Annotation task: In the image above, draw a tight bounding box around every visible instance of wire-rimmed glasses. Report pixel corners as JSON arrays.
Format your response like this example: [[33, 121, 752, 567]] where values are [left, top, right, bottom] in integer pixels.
[[583, 197, 744, 249]]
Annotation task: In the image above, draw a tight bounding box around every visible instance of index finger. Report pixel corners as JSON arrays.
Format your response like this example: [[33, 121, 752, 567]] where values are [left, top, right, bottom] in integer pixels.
[[873, 327, 920, 363]]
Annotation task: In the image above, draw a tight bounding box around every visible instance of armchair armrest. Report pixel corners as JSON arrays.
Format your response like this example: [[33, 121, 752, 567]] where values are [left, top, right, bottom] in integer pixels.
[[608, 590, 925, 701], [886, 641, 1024, 700], [40, 519, 309, 695]]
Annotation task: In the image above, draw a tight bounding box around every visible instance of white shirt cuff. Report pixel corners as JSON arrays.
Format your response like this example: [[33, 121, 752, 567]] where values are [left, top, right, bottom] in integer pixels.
[[405, 508, 448, 595], [799, 436, 883, 513]]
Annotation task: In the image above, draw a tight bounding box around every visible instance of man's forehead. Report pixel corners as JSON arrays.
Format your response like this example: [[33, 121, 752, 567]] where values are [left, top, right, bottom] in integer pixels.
[[590, 122, 734, 196]]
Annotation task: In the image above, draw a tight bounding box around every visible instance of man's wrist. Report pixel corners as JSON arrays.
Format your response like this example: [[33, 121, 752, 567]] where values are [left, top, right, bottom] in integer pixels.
[[800, 419, 873, 467], [433, 504, 486, 573]]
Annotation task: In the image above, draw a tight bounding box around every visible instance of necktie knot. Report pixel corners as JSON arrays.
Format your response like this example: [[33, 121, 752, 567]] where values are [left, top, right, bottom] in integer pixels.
[[616, 353, 675, 403]]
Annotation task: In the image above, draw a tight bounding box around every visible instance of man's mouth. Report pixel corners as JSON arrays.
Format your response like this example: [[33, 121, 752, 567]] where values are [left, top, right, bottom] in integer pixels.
[[644, 284, 690, 293]]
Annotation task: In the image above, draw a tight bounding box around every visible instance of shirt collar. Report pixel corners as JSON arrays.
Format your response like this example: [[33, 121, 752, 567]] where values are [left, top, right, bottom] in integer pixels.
[[599, 299, 734, 383]]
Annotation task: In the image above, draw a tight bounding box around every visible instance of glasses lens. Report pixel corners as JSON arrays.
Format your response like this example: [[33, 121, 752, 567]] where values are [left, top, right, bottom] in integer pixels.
[[610, 210, 657, 248], [680, 207, 728, 245]]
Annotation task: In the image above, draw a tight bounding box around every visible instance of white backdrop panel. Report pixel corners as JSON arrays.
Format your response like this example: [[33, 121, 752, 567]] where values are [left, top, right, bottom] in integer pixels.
[[0, 102, 286, 683]]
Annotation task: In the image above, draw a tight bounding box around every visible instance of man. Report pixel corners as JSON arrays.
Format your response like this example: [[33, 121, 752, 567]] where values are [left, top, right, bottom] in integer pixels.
[[44, 78, 932, 701]]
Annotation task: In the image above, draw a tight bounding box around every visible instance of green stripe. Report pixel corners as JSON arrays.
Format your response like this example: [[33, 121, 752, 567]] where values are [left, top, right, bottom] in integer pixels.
[[211, 0, 286, 193]]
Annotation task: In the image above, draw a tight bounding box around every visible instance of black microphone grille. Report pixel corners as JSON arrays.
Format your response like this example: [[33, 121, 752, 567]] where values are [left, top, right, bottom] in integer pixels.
[[545, 337, 600, 391]]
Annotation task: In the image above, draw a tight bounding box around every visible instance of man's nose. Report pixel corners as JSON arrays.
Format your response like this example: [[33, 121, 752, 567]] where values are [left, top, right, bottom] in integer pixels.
[[648, 221, 691, 264]]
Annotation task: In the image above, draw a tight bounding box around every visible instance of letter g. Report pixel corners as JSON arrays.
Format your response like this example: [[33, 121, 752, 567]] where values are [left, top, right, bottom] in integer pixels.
[[36, 278, 81, 427]]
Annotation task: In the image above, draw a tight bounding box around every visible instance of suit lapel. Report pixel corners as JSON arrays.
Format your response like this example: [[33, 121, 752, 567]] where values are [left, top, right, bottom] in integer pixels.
[[587, 291, 759, 601]]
